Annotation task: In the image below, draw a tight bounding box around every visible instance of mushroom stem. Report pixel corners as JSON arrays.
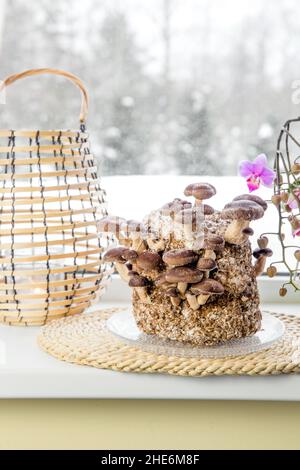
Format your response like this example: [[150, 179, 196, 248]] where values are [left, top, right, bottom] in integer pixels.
[[254, 256, 267, 277], [132, 238, 147, 253], [177, 282, 188, 296], [224, 220, 249, 245], [197, 294, 210, 306], [186, 293, 200, 310], [204, 249, 216, 260], [194, 199, 203, 207], [171, 297, 181, 307], [135, 287, 151, 303], [115, 262, 130, 282], [147, 238, 165, 252], [118, 235, 132, 247]]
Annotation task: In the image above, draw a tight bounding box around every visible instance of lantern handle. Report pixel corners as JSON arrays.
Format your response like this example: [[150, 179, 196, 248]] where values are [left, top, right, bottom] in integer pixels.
[[0, 68, 89, 125]]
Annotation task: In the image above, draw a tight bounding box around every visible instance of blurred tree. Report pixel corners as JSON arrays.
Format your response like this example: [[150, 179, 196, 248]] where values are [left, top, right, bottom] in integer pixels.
[[90, 10, 150, 174], [175, 89, 218, 175]]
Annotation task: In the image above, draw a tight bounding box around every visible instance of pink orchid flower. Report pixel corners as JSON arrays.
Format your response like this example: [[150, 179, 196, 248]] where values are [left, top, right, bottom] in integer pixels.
[[294, 227, 300, 237], [289, 215, 300, 237], [287, 189, 300, 210], [239, 154, 275, 192]]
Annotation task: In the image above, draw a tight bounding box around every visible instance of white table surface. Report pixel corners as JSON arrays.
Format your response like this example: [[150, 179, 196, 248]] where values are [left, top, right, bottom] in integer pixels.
[[0, 298, 299, 400]]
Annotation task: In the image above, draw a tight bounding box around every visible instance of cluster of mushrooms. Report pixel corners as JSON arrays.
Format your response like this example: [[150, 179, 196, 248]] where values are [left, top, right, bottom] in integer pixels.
[[98, 182, 272, 311]]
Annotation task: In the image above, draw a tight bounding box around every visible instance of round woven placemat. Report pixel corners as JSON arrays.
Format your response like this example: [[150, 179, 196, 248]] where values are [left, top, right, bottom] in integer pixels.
[[37, 309, 300, 376]]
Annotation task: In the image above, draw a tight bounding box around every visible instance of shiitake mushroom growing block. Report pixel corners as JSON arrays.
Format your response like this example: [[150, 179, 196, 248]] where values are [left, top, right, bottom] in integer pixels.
[[98, 183, 267, 346]]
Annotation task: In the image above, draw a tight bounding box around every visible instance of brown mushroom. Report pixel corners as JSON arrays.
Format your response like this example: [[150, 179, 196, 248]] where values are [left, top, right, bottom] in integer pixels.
[[185, 293, 200, 310], [190, 279, 224, 305], [97, 216, 128, 245], [203, 204, 215, 216], [122, 220, 147, 253], [203, 235, 225, 260], [161, 198, 192, 219], [166, 266, 203, 297], [104, 247, 131, 282], [128, 275, 150, 303], [165, 266, 203, 284], [221, 200, 264, 245], [146, 232, 166, 252], [174, 208, 204, 249], [155, 272, 169, 287], [242, 227, 254, 236], [233, 194, 268, 211], [162, 249, 198, 267], [122, 249, 138, 261], [136, 251, 162, 272], [184, 182, 216, 207], [165, 287, 181, 307], [196, 257, 217, 277], [253, 247, 273, 259], [253, 248, 273, 277]]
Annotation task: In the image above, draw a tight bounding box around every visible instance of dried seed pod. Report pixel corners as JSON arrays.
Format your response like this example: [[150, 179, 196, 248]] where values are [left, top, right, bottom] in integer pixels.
[[257, 236, 268, 249], [280, 192, 289, 203], [291, 163, 300, 174], [271, 194, 282, 207], [279, 287, 287, 297], [266, 266, 277, 278], [294, 250, 300, 262], [285, 204, 292, 213]]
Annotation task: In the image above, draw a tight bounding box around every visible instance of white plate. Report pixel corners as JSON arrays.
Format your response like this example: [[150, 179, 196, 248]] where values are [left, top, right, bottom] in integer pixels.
[[106, 309, 285, 358]]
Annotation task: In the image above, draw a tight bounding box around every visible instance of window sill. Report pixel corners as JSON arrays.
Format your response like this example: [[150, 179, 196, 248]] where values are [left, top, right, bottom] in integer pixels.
[[0, 275, 298, 401]]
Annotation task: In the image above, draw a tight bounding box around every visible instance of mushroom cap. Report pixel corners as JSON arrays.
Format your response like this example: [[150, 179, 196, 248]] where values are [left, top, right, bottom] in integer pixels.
[[174, 207, 204, 229], [97, 216, 126, 233], [128, 275, 149, 287], [165, 266, 203, 284], [155, 272, 168, 287], [190, 279, 224, 295], [162, 249, 198, 266], [128, 270, 139, 277], [222, 200, 264, 221], [161, 198, 192, 218], [104, 247, 128, 263], [122, 249, 138, 261], [184, 182, 216, 201], [253, 247, 273, 259], [122, 219, 145, 237], [242, 227, 254, 236], [233, 194, 268, 211], [197, 258, 217, 271], [203, 235, 225, 251], [203, 204, 215, 215], [136, 251, 162, 271], [165, 287, 179, 297]]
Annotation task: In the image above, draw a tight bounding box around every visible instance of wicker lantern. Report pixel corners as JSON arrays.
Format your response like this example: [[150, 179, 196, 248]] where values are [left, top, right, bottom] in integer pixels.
[[0, 68, 112, 325]]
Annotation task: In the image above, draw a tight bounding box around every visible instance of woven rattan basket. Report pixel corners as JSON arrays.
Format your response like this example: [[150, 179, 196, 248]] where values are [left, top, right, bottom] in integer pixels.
[[0, 68, 112, 326]]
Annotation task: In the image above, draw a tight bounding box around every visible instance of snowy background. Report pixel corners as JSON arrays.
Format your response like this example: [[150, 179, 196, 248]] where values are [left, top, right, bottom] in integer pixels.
[[0, 0, 300, 176]]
